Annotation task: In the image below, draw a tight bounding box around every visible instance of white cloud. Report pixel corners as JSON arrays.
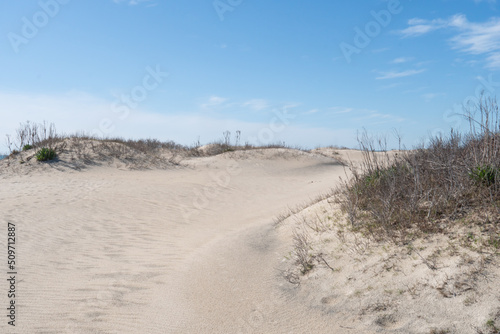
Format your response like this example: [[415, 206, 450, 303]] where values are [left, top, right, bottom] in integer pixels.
[[399, 14, 500, 68], [377, 82, 405, 91], [330, 107, 353, 114], [485, 52, 500, 68], [113, 0, 154, 6], [375, 69, 426, 80], [371, 47, 390, 54], [201, 95, 228, 109], [327, 107, 405, 124], [391, 57, 414, 64], [350, 109, 405, 124], [399, 18, 448, 37], [450, 16, 500, 57], [304, 109, 319, 114], [201, 97, 273, 112], [403, 86, 429, 94], [422, 92, 445, 101], [241, 99, 269, 111]]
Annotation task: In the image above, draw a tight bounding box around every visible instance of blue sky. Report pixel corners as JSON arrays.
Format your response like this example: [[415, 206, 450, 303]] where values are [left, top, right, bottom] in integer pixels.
[[1, 0, 500, 153]]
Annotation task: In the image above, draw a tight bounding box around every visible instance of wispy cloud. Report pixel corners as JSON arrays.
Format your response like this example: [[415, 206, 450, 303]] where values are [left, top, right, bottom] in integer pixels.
[[201, 95, 228, 109], [450, 16, 500, 68], [391, 57, 414, 64], [403, 86, 429, 94], [371, 47, 390, 54], [304, 109, 319, 115], [241, 99, 269, 111], [328, 107, 404, 124], [375, 69, 426, 80], [113, 0, 154, 6], [329, 107, 353, 114], [350, 109, 405, 124], [398, 18, 449, 37], [377, 82, 406, 91], [422, 92, 446, 101], [200, 96, 288, 113], [398, 14, 500, 68]]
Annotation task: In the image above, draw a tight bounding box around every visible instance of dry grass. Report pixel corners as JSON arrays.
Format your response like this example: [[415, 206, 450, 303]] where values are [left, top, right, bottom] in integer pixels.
[[3, 123, 309, 170], [280, 97, 500, 294], [292, 229, 315, 274], [335, 97, 500, 246], [6, 120, 59, 154], [273, 191, 335, 227], [270, 98, 500, 331]]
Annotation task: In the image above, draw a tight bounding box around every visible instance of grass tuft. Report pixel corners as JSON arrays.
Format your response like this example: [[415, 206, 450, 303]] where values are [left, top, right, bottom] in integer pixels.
[[35, 148, 56, 161]]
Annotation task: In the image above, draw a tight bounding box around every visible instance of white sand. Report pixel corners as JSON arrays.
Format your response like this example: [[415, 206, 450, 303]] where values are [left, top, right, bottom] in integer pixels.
[[0, 148, 350, 333], [1, 147, 498, 333]]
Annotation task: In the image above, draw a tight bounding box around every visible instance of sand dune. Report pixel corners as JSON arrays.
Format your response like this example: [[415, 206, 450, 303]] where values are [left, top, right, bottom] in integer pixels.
[[0, 148, 350, 333], [1, 146, 498, 334]]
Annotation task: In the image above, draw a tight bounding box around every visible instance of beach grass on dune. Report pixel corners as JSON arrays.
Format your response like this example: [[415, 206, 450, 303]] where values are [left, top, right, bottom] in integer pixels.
[[2, 122, 313, 172], [335, 96, 500, 247]]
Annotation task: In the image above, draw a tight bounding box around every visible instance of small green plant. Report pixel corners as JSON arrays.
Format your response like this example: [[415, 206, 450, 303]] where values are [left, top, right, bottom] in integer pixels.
[[35, 147, 56, 161], [486, 318, 499, 333], [469, 165, 499, 186], [362, 164, 405, 188], [363, 169, 384, 186], [22, 144, 33, 151], [429, 329, 450, 334], [487, 235, 500, 249]]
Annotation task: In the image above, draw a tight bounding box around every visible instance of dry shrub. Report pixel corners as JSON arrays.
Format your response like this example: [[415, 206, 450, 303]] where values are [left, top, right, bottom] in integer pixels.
[[292, 229, 315, 274], [335, 96, 500, 243], [3, 124, 307, 169], [6, 121, 60, 154]]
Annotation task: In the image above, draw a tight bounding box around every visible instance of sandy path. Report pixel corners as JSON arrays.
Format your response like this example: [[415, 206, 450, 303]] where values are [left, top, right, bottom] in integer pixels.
[[0, 151, 350, 333]]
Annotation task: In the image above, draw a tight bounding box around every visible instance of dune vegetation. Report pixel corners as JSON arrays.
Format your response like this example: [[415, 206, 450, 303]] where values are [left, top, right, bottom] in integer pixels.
[[273, 98, 500, 333], [336, 97, 500, 246], [2, 121, 301, 171]]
